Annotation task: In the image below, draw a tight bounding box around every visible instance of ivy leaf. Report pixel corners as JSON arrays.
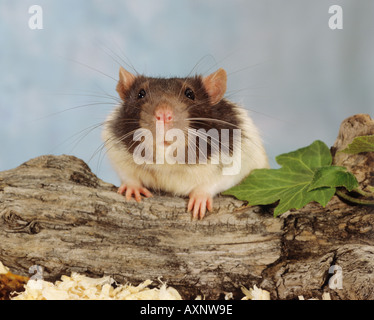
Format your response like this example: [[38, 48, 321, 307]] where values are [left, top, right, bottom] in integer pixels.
[[308, 166, 358, 192], [340, 135, 374, 154], [223, 140, 358, 217], [276, 139, 332, 171]]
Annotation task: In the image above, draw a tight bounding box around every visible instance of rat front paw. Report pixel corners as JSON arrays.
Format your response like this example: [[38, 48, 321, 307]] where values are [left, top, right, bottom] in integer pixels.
[[187, 191, 213, 220], [118, 183, 153, 202]]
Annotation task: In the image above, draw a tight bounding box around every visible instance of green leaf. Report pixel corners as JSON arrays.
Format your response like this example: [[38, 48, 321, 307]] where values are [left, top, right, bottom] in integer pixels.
[[223, 140, 351, 217], [340, 135, 374, 154], [308, 166, 359, 192], [276, 139, 332, 171]]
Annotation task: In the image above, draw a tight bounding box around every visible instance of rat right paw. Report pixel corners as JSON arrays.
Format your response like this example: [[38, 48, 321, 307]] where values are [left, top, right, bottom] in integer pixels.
[[118, 183, 153, 202]]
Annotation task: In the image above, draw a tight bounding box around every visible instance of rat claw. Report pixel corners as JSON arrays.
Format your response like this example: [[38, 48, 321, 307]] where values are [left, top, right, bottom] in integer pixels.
[[118, 183, 153, 202], [132, 188, 142, 202], [187, 197, 194, 213], [118, 184, 127, 195], [140, 187, 153, 198]]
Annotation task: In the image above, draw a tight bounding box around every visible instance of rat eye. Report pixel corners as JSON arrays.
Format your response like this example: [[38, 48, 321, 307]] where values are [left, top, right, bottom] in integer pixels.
[[185, 88, 195, 100], [138, 89, 146, 99]]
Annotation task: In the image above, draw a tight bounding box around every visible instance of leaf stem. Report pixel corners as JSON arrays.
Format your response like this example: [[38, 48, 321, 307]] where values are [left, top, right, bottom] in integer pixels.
[[352, 187, 374, 198], [336, 189, 374, 206]]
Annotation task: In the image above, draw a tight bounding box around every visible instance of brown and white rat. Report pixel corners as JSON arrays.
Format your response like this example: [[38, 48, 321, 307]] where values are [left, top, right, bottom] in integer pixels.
[[102, 66, 269, 219]]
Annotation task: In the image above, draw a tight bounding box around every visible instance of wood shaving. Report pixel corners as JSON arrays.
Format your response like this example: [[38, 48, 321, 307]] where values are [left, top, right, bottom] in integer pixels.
[[0, 261, 9, 275], [11, 272, 182, 300], [241, 285, 271, 300]]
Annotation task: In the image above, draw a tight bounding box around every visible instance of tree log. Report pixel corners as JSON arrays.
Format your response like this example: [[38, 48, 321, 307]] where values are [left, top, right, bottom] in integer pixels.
[[1, 114, 373, 300]]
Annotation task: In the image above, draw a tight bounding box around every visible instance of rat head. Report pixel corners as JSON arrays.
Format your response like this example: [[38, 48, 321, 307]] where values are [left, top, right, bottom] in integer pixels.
[[111, 66, 230, 163]]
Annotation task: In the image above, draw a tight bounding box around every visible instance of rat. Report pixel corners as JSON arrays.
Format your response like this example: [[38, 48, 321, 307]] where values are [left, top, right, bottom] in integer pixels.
[[102, 66, 269, 219]]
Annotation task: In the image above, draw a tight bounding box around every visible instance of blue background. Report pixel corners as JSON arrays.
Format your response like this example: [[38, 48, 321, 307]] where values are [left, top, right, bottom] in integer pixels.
[[1, 0, 373, 185]]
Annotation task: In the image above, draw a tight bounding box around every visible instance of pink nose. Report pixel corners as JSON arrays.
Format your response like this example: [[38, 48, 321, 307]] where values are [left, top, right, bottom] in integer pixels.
[[155, 108, 173, 123]]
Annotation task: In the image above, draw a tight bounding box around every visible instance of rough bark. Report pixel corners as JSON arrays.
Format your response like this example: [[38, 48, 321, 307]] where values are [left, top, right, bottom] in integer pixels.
[[0, 114, 373, 300]]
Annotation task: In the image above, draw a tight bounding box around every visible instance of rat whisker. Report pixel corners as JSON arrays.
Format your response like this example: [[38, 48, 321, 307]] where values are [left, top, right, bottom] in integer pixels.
[[35, 102, 117, 121], [94, 128, 146, 170], [68, 123, 107, 154], [89, 140, 108, 168], [197, 132, 221, 154], [125, 136, 144, 153], [187, 118, 241, 129], [50, 121, 105, 154], [97, 40, 139, 75], [183, 97, 213, 111], [63, 57, 118, 82], [115, 130, 140, 144], [53, 91, 122, 103], [98, 131, 137, 164], [187, 129, 222, 155], [187, 132, 212, 163], [104, 118, 140, 124], [226, 60, 269, 77], [187, 126, 235, 155], [186, 55, 215, 78]]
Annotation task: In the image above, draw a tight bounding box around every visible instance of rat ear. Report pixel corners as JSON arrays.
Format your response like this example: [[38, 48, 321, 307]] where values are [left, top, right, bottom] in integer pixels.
[[116, 66, 136, 101], [202, 68, 227, 105]]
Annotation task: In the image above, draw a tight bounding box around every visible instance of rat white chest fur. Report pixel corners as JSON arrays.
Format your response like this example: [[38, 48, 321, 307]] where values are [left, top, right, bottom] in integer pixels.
[[102, 67, 269, 219]]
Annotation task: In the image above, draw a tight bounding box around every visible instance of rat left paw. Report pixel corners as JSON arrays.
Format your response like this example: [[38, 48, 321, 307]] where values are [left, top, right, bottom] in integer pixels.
[[187, 191, 213, 220]]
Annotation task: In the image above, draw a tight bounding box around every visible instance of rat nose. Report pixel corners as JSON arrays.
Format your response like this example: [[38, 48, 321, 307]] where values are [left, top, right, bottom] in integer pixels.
[[154, 105, 173, 123]]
